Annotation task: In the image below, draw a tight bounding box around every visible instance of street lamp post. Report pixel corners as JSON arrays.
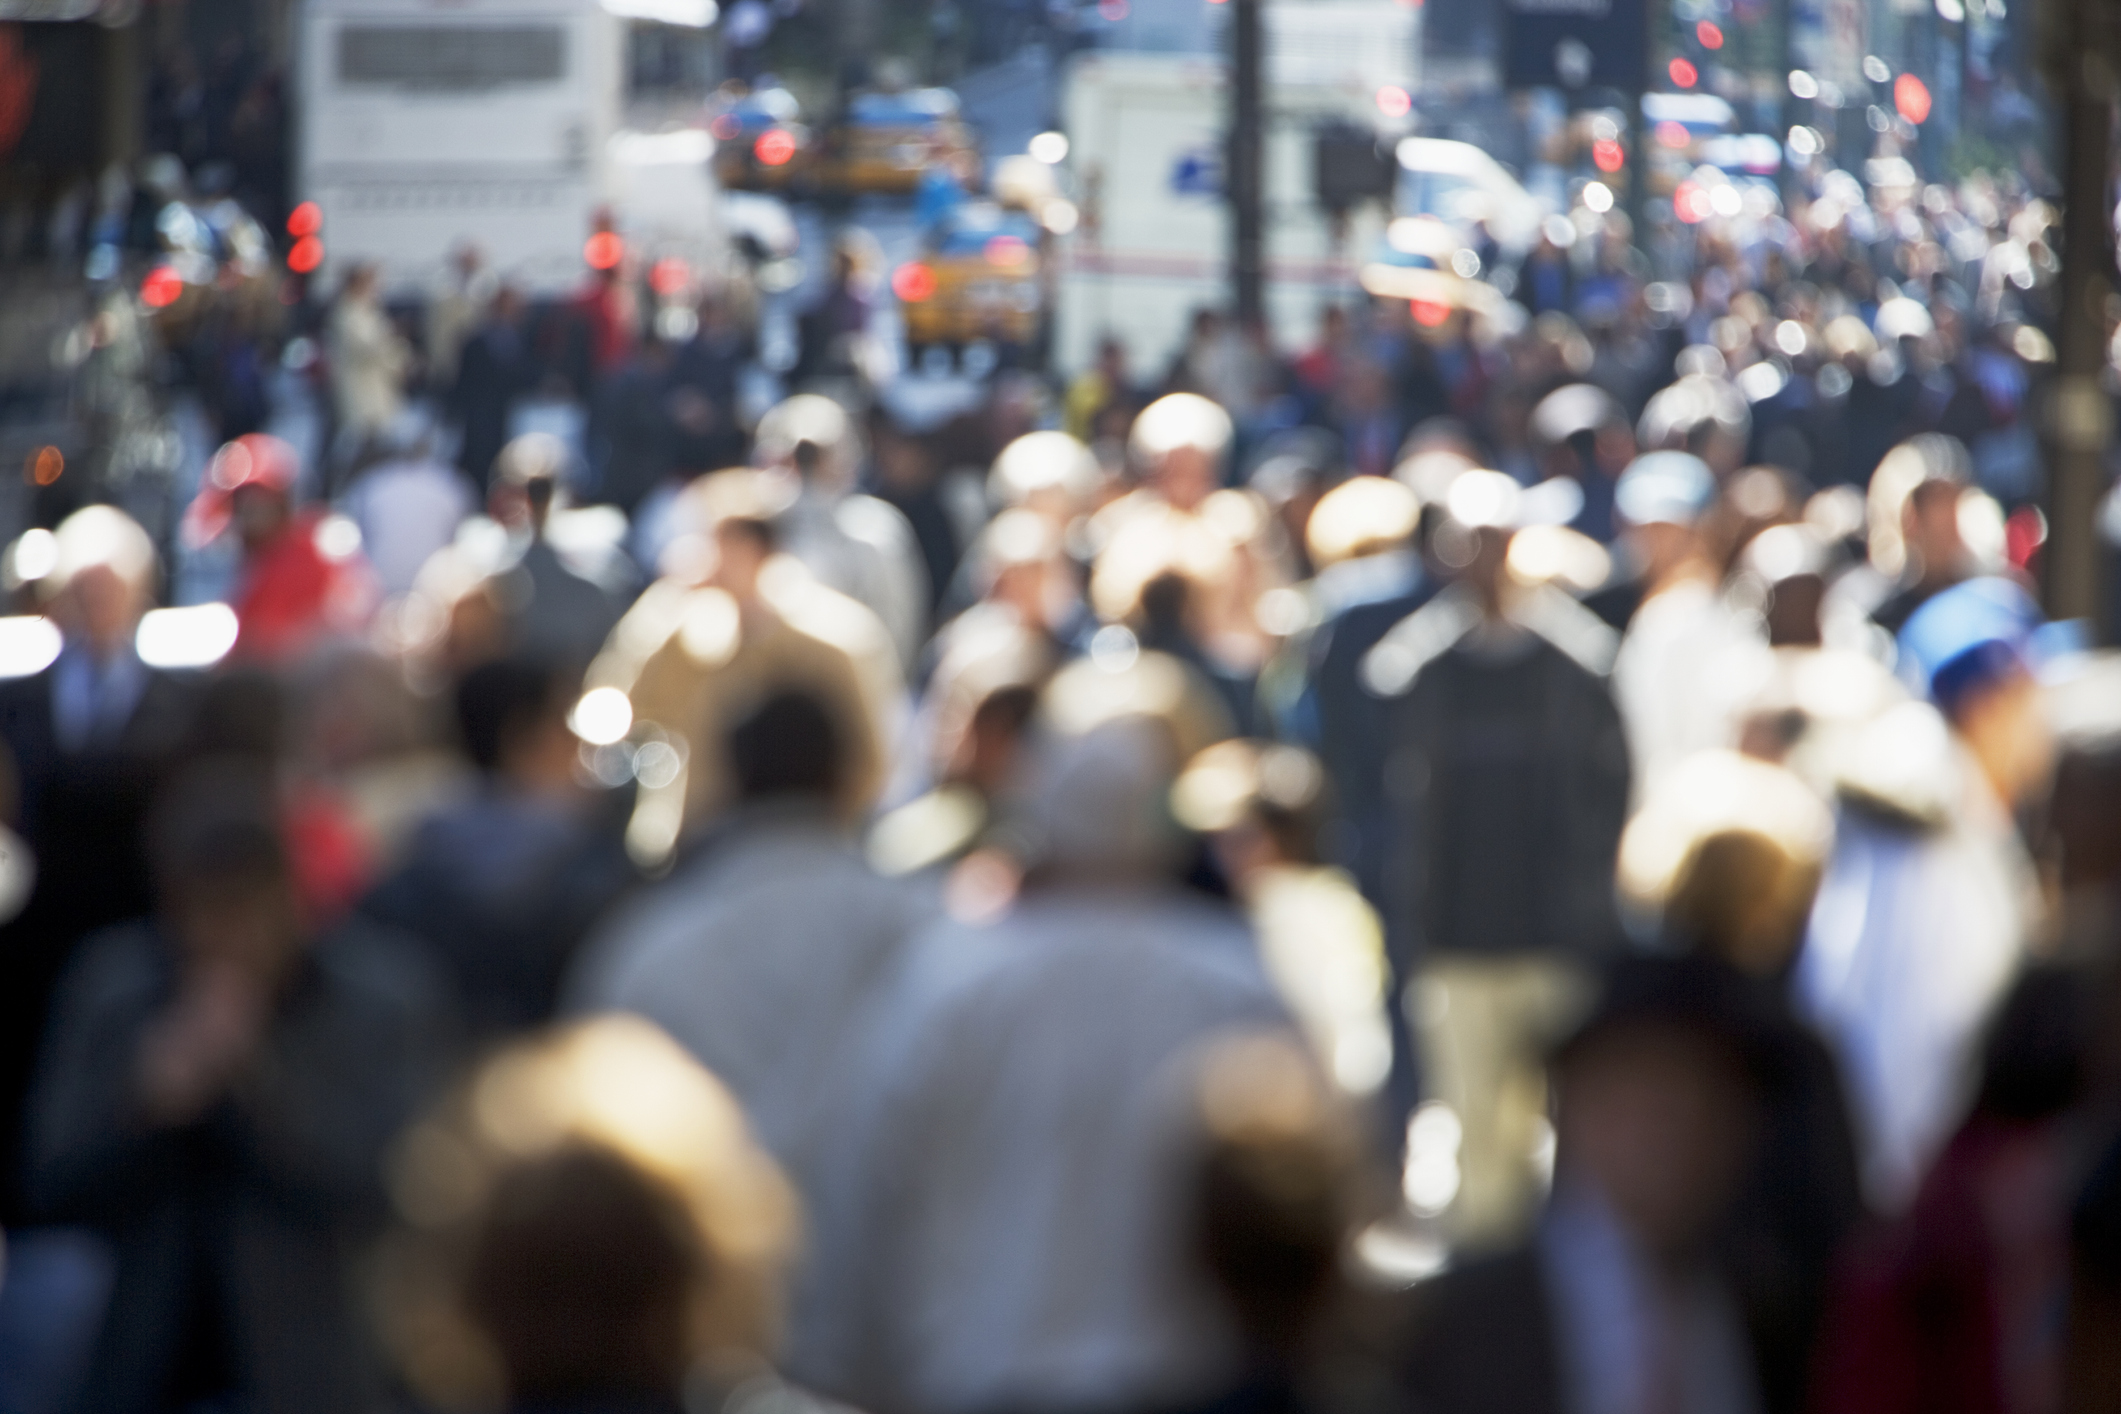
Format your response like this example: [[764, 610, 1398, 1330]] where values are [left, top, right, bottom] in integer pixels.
[[1229, 0, 1266, 328], [2038, 0, 2119, 638]]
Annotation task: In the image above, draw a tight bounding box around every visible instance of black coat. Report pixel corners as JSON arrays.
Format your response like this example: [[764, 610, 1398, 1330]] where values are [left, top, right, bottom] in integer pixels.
[[25, 921, 449, 1414], [0, 661, 200, 1226], [1372, 596, 1631, 966], [1397, 1248, 1564, 1414]]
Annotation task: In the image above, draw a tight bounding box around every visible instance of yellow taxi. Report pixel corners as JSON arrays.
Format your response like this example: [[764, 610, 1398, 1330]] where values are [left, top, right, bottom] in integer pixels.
[[817, 88, 977, 196], [894, 203, 1046, 354]]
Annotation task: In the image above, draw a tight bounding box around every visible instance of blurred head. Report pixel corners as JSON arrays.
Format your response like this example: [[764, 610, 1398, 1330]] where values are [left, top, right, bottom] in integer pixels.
[[1902, 478, 1968, 582], [710, 516, 775, 601], [1305, 477, 1420, 571], [1553, 960, 1764, 1263], [1901, 579, 2055, 804], [152, 765, 303, 980], [455, 658, 580, 788], [493, 433, 570, 531], [1665, 829, 1821, 978], [1866, 434, 1972, 579], [1009, 653, 1231, 884], [1172, 739, 1329, 890], [382, 1018, 797, 1409], [1614, 451, 1716, 583], [1190, 1034, 1366, 1353], [45, 506, 156, 655], [989, 430, 1101, 525], [726, 689, 845, 807], [754, 394, 860, 495], [1130, 393, 1233, 513]]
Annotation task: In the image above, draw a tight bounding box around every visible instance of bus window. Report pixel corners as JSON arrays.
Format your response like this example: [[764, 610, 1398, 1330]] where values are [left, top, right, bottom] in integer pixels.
[[336, 25, 567, 90]]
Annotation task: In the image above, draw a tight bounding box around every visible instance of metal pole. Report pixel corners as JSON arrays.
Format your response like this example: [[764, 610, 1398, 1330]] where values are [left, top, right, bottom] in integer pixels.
[[2041, 7, 2115, 638], [1229, 0, 1265, 327]]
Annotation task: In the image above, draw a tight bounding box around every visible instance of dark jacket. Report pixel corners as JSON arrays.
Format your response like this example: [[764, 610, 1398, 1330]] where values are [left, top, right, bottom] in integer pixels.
[[361, 787, 637, 1044], [1369, 591, 1630, 966], [1397, 1249, 1564, 1414], [25, 921, 449, 1414], [0, 660, 200, 1226]]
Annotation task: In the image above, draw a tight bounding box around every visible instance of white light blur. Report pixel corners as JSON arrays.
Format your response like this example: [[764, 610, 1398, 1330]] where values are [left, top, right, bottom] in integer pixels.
[[135, 603, 240, 670], [600, 0, 718, 26], [1029, 131, 1070, 164], [571, 687, 635, 746], [11, 530, 57, 584], [1581, 181, 1614, 214], [1788, 69, 1819, 100], [0, 618, 61, 681], [1403, 1102, 1464, 1215]]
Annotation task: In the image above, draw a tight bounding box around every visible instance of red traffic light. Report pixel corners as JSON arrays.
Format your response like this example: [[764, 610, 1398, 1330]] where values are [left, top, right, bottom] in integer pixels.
[[141, 265, 184, 308], [892, 263, 937, 302], [1894, 74, 1932, 125], [288, 235, 325, 274], [287, 201, 322, 237]]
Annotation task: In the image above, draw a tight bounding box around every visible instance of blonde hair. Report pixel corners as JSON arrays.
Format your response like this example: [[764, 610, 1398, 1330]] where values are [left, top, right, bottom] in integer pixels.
[[377, 1017, 798, 1408]]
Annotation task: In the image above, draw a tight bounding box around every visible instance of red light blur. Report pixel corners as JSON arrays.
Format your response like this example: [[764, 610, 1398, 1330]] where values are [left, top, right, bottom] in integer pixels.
[[1673, 181, 1713, 224], [1592, 139, 1625, 173], [650, 257, 691, 295], [1696, 21, 1724, 49], [1409, 298, 1452, 328], [1669, 57, 1699, 88], [984, 235, 1030, 267], [286, 201, 322, 237], [1656, 120, 1693, 149], [892, 263, 938, 302], [1097, 0, 1128, 20], [287, 235, 325, 274], [1894, 74, 1932, 125], [141, 266, 184, 308], [2005, 506, 2046, 571], [755, 129, 798, 166], [1376, 86, 1412, 118]]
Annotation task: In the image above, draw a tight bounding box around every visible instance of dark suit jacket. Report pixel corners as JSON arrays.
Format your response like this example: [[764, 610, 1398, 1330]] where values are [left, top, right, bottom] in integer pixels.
[[0, 661, 200, 1225], [26, 920, 449, 1414], [1398, 1249, 1563, 1414]]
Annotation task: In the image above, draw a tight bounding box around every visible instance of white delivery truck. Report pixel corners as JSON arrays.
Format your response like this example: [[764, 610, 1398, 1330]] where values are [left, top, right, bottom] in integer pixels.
[[1053, 0, 1419, 375], [294, 0, 724, 295]]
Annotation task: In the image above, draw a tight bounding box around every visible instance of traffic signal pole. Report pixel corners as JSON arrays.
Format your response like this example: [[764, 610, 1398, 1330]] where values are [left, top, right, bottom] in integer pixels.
[[2040, 0, 2117, 638], [1230, 0, 1266, 328]]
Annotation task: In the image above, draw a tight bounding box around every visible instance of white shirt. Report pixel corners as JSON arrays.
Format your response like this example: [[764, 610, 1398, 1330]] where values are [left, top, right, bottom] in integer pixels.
[[1797, 750, 2033, 1210], [1612, 579, 1773, 809], [566, 812, 929, 1180], [51, 643, 149, 753], [828, 885, 1293, 1414], [1539, 1181, 1762, 1414], [339, 458, 475, 598]]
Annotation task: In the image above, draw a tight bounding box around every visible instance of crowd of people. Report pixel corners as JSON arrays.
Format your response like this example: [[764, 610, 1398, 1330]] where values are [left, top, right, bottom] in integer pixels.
[[2, 140, 2121, 1414]]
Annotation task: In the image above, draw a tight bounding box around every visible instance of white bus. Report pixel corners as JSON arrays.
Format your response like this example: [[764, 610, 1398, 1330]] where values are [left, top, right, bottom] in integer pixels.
[[294, 0, 723, 296]]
